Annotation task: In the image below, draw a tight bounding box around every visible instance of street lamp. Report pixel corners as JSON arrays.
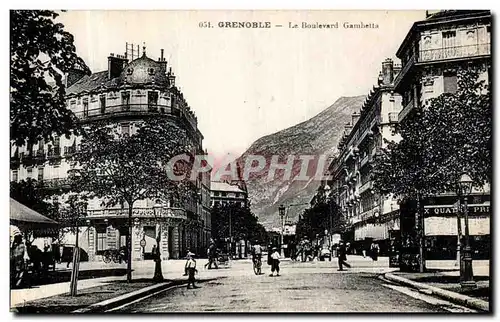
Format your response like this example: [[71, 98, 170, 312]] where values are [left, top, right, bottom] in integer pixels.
[[279, 205, 286, 257], [456, 174, 476, 289], [153, 200, 164, 282]]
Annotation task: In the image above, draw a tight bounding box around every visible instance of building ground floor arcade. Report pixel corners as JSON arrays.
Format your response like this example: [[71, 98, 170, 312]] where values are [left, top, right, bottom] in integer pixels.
[[47, 206, 211, 262]]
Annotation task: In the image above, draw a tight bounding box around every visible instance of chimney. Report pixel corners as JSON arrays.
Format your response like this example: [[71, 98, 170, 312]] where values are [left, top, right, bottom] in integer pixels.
[[108, 53, 128, 79], [381, 58, 394, 85], [351, 111, 361, 125], [158, 49, 168, 72], [168, 67, 176, 87], [66, 67, 87, 88]]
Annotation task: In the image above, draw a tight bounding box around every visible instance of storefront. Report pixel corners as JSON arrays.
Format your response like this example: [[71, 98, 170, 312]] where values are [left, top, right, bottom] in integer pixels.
[[78, 206, 204, 262], [352, 210, 399, 256], [398, 193, 490, 271], [424, 203, 490, 260]]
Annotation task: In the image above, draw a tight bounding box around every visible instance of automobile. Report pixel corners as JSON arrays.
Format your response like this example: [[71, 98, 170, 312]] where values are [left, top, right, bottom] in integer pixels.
[[319, 247, 332, 261]]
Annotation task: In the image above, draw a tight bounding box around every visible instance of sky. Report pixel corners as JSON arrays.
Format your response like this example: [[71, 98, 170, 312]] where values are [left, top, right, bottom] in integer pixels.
[[58, 10, 426, 159]]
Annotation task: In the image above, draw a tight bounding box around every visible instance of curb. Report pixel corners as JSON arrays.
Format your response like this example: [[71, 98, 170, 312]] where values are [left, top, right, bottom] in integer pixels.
[[72, 280, 186, 313], [384, 273, 489, 312]]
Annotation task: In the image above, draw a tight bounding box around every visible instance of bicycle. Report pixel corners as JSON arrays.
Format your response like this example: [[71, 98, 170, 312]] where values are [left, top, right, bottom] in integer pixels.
[[252, 256, 262, 275]]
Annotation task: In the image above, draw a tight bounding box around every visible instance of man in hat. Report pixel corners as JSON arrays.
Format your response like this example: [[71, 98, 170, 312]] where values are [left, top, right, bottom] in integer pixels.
[[337, 240, 351, 271], [269, 247, 281, 277], [185, 252, 200, 289]]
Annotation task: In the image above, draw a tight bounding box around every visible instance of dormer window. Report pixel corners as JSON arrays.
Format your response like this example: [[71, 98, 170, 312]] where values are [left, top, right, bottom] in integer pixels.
[[127, 68, 133, 75], [148, 68, 155, 75]]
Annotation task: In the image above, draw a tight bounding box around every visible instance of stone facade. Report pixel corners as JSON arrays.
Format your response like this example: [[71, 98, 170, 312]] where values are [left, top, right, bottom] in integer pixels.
[[329, 58, 402, 253], [10, 46, 210, 260]]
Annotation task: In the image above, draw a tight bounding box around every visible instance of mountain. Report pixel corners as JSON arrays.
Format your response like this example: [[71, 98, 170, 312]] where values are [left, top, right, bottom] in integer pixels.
[[237, 95, 365, 229]]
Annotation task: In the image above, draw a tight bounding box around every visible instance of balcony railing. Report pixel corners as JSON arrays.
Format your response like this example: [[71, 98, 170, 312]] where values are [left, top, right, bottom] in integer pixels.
[[419, 43, 490, 63], [73, 104, 180, 120], [359, 154, 370, 168], [398, 98, 415, 123], [86, 207, 188, 221], [393, 53, 416, 89], [358, 181, 373, 194], [388, 112, 399, 123]]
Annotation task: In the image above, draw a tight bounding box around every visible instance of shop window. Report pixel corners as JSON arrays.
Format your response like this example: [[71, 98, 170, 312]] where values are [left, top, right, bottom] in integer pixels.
[[12, 170, 18, 182], [96, 227, 108, 254]]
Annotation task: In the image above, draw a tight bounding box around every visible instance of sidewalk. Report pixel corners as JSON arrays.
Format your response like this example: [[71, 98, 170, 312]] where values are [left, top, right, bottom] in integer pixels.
[[384, 259, 490, 312], [11, 275, 124, 307]]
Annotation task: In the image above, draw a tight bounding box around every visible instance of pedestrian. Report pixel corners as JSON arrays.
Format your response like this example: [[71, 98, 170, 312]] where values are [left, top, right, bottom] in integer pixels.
[[370, 242, 380, 261], [337, 240, 351, 271], [204, 242, 219, 269], [10, 234, 26, 288], [267, 244, 273, 266], [185, 252, 200, 289], [269, 247, 281, 277], [183, 249, 191, 276]]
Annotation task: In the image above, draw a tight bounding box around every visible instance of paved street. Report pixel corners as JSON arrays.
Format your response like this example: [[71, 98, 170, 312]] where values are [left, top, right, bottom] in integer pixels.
[[113, 257, 447, 313]]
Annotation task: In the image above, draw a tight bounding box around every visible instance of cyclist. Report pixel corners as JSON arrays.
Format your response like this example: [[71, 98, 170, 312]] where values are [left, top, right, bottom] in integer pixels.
[[251, 240, 263, 268]]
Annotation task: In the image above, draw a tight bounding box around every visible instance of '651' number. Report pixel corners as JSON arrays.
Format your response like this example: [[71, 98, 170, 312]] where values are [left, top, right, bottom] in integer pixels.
[[199, 21, 212, 28]]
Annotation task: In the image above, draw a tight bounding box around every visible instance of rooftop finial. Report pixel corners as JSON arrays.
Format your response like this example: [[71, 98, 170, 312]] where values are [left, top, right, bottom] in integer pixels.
[[142, 42, 146, 56]]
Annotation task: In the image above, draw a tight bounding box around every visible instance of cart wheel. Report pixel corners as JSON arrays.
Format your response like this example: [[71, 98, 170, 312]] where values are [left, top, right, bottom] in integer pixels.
[[103, 251, 112, 264]]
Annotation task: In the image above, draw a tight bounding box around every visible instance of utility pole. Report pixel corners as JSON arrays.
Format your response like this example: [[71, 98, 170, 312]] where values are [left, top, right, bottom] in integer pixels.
[[415, 191, 425, 273], [454, 200, 462, 267]]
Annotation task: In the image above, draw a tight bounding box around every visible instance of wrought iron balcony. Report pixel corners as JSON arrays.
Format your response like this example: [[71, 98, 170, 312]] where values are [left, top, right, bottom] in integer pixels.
[[359, 154, 370, 168], [73, 104, 177, 120], [398, 98, 415, 123], [358, 180, 373, 194], [86, 206, 188, 221], [419, 43, 490, 63], [393, 53, 417, 89]]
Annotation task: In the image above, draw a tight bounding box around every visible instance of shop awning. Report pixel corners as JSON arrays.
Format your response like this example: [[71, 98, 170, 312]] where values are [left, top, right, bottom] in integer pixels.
[[10, 198, 58, 233]]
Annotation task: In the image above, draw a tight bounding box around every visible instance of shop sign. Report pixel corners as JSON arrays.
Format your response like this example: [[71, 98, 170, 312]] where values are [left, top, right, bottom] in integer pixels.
[[424, 204, 490, 216]]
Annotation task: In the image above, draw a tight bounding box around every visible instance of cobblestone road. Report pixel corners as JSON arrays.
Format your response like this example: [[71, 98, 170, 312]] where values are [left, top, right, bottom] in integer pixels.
[[115, 258, 447, 313]]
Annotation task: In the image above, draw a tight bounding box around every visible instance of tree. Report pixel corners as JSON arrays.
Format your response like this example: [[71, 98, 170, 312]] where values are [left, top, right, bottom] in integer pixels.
[[372, 66, 491, 198], [71, 118, 194, 282], [372, 66, 491, 272], [296, 196, 345, 240], [211, 203, 267, 251], [10, 10, 90, 147]]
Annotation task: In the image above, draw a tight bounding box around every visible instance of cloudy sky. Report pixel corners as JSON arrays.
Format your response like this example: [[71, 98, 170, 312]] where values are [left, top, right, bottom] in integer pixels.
[[58, 10, 426, 159]]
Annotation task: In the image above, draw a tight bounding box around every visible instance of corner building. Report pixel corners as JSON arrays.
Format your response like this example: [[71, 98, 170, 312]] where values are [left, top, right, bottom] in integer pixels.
[[393, 11, 491, 262], [10, 46, 211, 261], [330, 59, 403, 255]]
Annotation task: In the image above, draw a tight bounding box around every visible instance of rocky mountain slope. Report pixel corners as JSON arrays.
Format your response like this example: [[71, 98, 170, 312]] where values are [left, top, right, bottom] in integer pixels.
[[237, 96, 365, 229]]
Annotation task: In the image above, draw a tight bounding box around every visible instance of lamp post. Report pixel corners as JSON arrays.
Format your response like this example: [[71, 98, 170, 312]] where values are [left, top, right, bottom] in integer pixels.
[[153, 200, 164, 282], [279, 205, 286, 257], [324, 185, 333, 236], [456, 174, 476, 289]]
